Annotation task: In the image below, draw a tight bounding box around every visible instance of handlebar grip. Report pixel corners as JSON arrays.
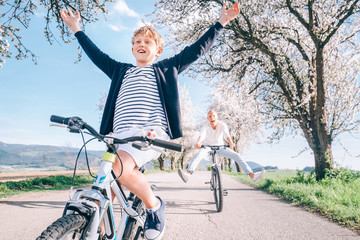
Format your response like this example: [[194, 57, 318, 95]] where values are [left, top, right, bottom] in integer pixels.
[[152, 139, 182, 152], [50, 115, 70, 125]]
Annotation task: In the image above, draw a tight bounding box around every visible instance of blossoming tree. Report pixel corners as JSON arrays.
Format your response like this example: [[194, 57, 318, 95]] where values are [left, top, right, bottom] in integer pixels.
[[153, 0, 360, 179], [0, 0, 112, 66]]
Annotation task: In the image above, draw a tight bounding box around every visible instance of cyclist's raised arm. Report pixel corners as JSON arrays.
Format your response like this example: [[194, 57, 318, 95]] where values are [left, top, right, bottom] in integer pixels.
[[171, 1, 239, 73], [218, 1, 240, 27], [60, 9, 82, 34], [60, 9, 121, 79]]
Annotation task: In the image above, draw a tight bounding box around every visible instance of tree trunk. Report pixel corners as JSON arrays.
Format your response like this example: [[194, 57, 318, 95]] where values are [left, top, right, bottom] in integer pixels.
[[234, 162, 242, 173], [313, 144, 333, 180], [299, 106, 334, 180], [158, 155, 165, 171], [227, 159, 232, 171], [312, 47, 334, 180], [179, 155, 184, 169], [171, 155, 175, 170]]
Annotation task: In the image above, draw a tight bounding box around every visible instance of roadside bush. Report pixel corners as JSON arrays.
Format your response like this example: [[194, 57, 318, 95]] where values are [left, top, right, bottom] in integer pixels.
[[1, 175, 93, 196], [286, 170, 316, 184], [324, 167, 360, 183], [0, 183, 8, 192]]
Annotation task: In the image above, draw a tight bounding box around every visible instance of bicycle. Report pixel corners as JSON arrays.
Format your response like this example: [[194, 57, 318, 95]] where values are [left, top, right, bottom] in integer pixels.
[[36, 115, 182, 240], [202, 145, 229, 213]]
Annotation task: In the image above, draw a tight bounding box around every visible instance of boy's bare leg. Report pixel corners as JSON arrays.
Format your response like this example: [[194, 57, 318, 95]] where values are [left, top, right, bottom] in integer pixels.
[[112, 151, 166, 239], [112, 150, 159, 209]]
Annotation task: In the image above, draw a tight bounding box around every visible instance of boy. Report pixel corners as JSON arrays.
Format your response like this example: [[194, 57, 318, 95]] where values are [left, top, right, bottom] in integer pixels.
[[60, 2, 239, 239], [178, 110, 265, 183]]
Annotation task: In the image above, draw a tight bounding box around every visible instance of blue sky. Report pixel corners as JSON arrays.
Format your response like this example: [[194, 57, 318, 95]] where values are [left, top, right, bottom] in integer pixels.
[[0, 0, 359, 171]]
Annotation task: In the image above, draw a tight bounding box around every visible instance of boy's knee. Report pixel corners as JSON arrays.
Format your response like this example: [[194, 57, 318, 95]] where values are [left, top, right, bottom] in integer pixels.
[[113, 150, 136, 177]]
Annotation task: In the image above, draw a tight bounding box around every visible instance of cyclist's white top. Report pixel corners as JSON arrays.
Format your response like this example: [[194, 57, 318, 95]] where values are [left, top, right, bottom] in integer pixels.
[[200, 120, 230, 146], [113, 65, 168, 133]]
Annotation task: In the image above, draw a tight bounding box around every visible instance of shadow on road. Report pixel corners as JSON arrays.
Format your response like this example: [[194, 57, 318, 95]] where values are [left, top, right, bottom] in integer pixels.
[[165, 199, 218, 214], [0, 200, 66, 209], [151, 184, 260, 193]]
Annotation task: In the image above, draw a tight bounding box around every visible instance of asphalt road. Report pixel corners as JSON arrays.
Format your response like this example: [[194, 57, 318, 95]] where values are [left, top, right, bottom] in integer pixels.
[[0, 171, 359, 240]]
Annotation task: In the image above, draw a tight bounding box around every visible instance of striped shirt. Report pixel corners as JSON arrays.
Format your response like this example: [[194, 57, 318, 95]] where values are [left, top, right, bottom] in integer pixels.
[[113, 66, 168, 133]]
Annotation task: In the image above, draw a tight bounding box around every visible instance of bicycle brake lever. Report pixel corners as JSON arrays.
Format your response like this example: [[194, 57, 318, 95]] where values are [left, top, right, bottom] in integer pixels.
[[49, 123, 67, 128], [67, 125, 81, 133], [132, 142, 149, 151]]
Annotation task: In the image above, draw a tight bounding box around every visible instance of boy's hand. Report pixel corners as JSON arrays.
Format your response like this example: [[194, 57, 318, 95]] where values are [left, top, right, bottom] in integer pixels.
[[218, 1, 240, 27], [60, 9, 82, 34]]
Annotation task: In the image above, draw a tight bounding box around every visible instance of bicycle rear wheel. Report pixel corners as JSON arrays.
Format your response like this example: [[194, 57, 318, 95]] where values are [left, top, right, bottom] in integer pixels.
[[211, 165, 223, 212], [36, 214, 87, 240]]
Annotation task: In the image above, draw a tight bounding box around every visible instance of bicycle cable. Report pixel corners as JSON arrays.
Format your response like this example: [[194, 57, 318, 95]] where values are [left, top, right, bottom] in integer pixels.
[[82, 132, 125, 181]]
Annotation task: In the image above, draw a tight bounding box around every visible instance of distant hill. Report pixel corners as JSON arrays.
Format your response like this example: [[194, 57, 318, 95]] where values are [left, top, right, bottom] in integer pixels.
[[0, 141, 103, 171], [0, 141, 278, 173]]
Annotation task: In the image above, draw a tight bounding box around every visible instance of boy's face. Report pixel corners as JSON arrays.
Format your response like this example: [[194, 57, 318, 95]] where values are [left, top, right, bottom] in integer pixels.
[[132, 33, 163, 67]]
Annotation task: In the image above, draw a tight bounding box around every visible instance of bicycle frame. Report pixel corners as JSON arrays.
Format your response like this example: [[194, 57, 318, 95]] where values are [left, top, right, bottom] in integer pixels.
[[202, 145, 228, 212], [209, 149, 220, 167], [63, 150, 145, 240]]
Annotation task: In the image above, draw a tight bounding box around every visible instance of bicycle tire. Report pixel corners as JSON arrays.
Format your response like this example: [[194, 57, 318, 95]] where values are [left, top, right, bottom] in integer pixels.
[[36, 214, 87, 240], [212, 165, 223, 212], [122, 196, 146, 240]]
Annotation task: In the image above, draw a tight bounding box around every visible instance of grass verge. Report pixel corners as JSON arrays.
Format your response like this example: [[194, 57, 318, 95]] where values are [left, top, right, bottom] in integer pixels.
[[226, 169, 360, 234], [0, 175, 93, 199], [0, 169, 167, 199]]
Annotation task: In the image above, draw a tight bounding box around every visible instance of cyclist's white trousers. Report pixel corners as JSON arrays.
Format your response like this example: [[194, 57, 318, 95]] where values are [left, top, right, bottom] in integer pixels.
[[187, 148, 252, 175]]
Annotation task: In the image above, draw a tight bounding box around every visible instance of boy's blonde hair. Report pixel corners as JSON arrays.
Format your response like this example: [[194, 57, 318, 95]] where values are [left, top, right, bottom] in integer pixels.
[[131, 26, 164, 51]]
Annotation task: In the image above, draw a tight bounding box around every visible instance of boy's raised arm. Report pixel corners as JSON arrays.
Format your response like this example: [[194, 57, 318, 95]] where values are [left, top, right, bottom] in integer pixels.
[[60, 9, 82, 34], [218, 1, 240, 27]]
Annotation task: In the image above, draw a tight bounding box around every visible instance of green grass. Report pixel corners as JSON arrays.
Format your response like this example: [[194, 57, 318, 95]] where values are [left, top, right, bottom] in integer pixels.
[[0, 169, 167, 199], [226, 169, 360, 233], [0, 175, 94, 199]]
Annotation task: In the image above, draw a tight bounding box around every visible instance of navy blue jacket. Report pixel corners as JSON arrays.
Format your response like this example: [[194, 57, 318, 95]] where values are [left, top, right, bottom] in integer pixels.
[[75, 22, 223, 139]]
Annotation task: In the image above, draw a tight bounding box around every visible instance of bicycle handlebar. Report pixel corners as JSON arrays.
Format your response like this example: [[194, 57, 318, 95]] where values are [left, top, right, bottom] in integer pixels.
[[201, 144, 230, 150], [50, 115, 72, 125], [50, 115, 182, 152]]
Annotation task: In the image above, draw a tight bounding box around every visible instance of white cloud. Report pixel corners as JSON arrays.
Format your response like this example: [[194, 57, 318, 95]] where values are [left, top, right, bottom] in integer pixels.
[[108, 23, 126, 32], [113, 0, 140, 18]]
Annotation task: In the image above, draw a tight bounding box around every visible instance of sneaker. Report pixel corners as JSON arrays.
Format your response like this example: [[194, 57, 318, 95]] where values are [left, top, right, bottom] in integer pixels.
[[144, 196, 165, 240], [177, 169, 190, 183], [253, 170, 265, 183]]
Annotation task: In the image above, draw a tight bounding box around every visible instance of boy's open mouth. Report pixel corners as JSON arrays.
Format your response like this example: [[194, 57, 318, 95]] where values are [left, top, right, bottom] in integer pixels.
[[138, 49, 146, 53]]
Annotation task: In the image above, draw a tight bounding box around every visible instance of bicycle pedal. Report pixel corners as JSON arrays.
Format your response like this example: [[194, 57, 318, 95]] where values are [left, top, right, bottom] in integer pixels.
[[223, 190, 228, 196]]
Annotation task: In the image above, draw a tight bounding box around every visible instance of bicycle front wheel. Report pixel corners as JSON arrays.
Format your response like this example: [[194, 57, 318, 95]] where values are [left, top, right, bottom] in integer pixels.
[[36, 214, 87, 240], [122, 196, 146, 240], [212, 165, 223, 212]]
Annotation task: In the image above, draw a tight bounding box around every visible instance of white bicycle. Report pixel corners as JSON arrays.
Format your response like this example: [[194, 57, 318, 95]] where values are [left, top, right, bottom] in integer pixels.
[[36, 115, 182, 240]]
